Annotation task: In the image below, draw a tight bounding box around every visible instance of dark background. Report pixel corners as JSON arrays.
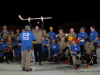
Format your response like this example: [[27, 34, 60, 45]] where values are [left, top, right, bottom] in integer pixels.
[[0, 7, 100, 36]]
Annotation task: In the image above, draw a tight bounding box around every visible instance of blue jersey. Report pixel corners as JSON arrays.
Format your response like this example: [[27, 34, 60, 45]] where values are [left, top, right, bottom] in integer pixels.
[[41, 40, 48, 52], [13, 41, 21, 55], [0, 43, 8, 57], [90, 31, 98, 44], [50, 44, 59, 57], [70, 44, 81, 56], [18, 31, 36, 51], [48, 32, 55, 37], [78, 32, 88, 45], [1, 30, 10, 34]]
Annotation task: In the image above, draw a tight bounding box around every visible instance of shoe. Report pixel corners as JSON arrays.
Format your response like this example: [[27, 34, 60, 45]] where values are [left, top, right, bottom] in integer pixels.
[[6, 62, 9, 64], [74, 66, 77, 70], [26, 68, 32, 72], [8, 60, 11, 63], [22, 67, 25, 71]]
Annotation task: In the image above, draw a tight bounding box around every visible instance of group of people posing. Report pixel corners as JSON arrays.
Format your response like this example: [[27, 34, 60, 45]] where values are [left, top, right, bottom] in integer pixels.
[[0, 16, 99, 72]]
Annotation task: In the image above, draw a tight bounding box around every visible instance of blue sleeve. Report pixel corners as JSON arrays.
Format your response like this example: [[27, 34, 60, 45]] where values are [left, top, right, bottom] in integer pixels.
[[46, 41, 48, 44], [1, 31, 3, 34], [95, 31, 98, 37], [13, 42, 18, 47], [78, 33, 81, 38], [8, 31, 10, 34], [70, 45, 73, 51], [31, 33, 36, 40], [18, 33, 22, 41], [77, 45, 80, 51]]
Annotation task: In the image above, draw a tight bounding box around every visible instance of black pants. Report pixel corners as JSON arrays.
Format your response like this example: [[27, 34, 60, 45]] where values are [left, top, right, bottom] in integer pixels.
[[68, 52, 73, 64], [93, 43, 98, 60], [42, 49, 48, 61], [0, 56, 4, 63], [33, 44, 42, 63], [80, 45, 84, 54], [5, 52, 11, 62]]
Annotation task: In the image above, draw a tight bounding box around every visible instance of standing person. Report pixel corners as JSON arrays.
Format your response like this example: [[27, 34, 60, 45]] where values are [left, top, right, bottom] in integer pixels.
[[15, 29, 20, 38], [28, 16, 44, 65], [1, 25, 10, 35], [68, 28, 77, 39], [18, 25, 36, 72], [10, 30, 15, 42], [90, 25, 99, 64], [78, 27, 88, 64], [2, 29, 10, 42], [48, 26, 56, 44]]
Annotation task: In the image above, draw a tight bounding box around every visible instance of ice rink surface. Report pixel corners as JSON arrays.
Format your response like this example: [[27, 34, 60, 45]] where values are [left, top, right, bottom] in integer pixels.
[[0, 48, 100, 75]]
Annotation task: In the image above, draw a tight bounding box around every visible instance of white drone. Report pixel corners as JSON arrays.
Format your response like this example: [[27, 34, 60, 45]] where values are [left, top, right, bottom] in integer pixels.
[[18, 15, 52, 20]]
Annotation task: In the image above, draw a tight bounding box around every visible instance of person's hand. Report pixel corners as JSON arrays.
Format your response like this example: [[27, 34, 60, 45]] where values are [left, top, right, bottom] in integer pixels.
[[91, 42, 93, 44], [9, 46, 12, 48], [66, 49, 69, 52], [43, 43, 45, 46], [55, 54, 57, 56], [50, 37, 53, 39], [41, 16, 43, 22], [73, 52, 77, 54], [60, 51, 62, 53], [18, 43, 21, 46], [28, 17, 31, 22]]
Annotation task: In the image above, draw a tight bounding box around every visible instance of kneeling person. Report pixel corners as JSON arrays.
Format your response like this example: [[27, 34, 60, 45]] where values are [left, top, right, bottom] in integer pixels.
[[70, 39, 81, 70]]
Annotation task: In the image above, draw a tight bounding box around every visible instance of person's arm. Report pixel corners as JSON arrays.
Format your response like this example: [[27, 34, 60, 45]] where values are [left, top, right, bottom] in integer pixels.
[[91, 32, 98, 44], [40, 16, 44, 30], [28, 17, 33, 30]]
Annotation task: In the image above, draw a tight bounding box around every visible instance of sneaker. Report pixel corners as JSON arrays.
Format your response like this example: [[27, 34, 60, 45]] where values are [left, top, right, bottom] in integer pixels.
[[74, 66, 77, 70]]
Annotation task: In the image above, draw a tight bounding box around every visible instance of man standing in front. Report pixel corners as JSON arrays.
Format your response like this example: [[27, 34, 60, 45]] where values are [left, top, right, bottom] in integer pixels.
[[18, 25, 36, 72]]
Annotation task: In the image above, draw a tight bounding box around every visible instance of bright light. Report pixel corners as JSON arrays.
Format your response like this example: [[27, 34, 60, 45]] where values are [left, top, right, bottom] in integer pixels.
[[37, 21, 39, 24], [66, 34, 68, 36]]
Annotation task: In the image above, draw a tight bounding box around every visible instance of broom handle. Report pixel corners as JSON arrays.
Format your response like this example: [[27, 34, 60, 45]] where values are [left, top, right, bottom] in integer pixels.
[[89, 58, 94, 65]]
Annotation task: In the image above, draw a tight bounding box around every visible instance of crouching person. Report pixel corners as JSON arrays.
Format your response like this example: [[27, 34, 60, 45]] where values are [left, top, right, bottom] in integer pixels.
[[54, 37, 67, 63], [0, 37, 8, 63], [48, 38, 59, 62], [84, 38, 95, 65], [70, 39, 81, 70]]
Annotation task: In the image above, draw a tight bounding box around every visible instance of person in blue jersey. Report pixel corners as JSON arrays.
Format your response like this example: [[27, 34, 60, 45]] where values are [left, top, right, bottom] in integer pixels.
[[13, 37, 21, 60], [0, 37, 8, 63], [41, 35, 49, 61], [70, 39, 81, 70], [48, 38, 59, 62], [90, 25, 99, 64], [78, 27, 88, 64], [18, 25, 36, 72], [1, 25, 10, 35], [48, 26, 56, 44]]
